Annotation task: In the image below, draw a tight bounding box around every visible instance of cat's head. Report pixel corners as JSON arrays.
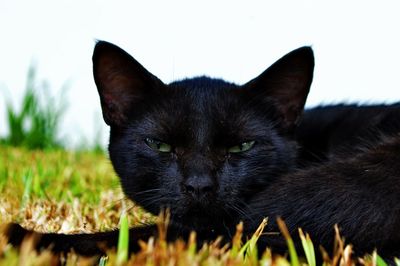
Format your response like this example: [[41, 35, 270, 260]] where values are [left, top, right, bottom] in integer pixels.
[[93, 41, 314, 231]]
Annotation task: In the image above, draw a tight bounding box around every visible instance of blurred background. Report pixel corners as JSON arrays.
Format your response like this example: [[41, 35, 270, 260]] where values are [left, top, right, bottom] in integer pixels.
[[1, 0, 399, 149]]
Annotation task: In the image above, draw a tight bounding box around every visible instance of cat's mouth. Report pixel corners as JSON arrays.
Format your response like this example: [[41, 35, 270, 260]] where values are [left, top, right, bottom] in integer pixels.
[[172, 197, 229, 220], [166, 201, 239, 235], [173, 208, 222, 229]]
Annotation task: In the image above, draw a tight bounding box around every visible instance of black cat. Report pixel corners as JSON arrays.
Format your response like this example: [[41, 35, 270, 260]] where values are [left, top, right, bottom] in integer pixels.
[[6, 41, 400, 260]]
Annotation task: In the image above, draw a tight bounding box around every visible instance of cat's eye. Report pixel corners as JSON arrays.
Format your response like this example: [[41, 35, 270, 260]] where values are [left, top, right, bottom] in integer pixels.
[[228, 141, 255, 153], [145, 138, 172, 153]]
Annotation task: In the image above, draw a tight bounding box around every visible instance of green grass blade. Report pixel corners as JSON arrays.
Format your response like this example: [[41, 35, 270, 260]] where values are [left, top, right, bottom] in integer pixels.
[[376, 253, 388, 266], [277, 217, 299, 266], [187, 232, 197, 257], [238, 240, 250, 258], [238, 218, 267, 263], [98, 256, 108, 266], [21, 170, 33, 207], [116, 211, 129, 265], [32, 173, 43, 197], [299, 228, 316, 266]]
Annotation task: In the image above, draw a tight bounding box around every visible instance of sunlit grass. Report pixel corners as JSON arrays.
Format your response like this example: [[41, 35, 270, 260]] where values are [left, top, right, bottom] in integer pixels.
[[0, 146, 397, 265], [0, 146, 153, 230]]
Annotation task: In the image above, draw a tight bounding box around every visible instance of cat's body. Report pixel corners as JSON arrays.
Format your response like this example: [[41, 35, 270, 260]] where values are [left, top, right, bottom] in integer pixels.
[[248, 134, 400, 258], [298, 103, 400, 164], [6, 41, 400, 260]]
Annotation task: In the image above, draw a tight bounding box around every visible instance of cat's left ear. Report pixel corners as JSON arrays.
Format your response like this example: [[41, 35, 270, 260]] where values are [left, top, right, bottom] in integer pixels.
[[243, 47, 314, 131], [93, 41, 165, 126]]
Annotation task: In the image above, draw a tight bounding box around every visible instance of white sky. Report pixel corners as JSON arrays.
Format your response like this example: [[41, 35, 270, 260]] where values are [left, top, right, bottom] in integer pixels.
[[1, 0, 400, 148]]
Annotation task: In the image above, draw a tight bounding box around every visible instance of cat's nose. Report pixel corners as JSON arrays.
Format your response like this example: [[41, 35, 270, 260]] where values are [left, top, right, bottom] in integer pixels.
[[182, 175, 214, 199]]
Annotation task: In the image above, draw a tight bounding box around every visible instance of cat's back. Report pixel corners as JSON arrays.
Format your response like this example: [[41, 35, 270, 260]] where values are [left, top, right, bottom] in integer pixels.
[[296, 103, 400, 163]]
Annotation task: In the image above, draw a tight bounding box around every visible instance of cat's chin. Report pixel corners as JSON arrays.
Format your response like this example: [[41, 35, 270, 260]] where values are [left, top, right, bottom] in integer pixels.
[[166, 204, 236, 233], [172, 214, 224, 233]]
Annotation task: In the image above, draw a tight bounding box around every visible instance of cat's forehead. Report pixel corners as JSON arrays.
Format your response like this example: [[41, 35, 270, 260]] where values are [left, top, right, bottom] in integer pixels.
[[134, 77, 276, 144], [167, 77, 241, 120]]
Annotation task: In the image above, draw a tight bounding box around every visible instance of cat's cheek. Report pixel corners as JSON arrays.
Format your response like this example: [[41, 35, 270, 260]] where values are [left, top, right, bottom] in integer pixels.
[[163, 163, 183, 193], [216, 164, 240, 198], [223, 155, 272, 198], [150, 160, 184, 212]]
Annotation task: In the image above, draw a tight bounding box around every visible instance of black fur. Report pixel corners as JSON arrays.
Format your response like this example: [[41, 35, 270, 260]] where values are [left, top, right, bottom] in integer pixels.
[[297, 103, 400, 164], [5, 41, 400, 261], [248, 135, 400, 258]]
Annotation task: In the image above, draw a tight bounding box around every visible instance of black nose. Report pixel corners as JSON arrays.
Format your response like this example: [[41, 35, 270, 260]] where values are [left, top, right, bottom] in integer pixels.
[[183, 175, 214, 199]]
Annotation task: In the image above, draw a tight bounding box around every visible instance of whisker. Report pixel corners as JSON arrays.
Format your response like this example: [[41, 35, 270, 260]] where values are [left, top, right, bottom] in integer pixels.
[[135, 188, 162, 195]]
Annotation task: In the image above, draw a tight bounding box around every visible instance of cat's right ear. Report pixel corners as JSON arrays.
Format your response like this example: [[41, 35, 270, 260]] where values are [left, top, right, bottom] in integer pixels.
[[93, 41, 164, 126], [242, 47, 314, 131]]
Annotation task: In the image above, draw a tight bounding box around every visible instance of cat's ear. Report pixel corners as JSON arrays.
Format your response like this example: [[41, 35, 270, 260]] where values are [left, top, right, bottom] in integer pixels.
[[93, 41, 164, 126], [243, 47, 314, 130]]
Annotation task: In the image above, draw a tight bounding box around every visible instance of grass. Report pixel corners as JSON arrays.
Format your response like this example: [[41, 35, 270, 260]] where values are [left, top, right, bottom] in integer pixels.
[[0, 146, 398, 265], [0, 146, 153, 229], [1, 64, 67, 150]]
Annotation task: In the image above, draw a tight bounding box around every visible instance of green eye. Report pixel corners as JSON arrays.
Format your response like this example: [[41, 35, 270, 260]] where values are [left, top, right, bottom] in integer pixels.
[[228, 141, 255, 153], [145, 138, 172, 152]]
